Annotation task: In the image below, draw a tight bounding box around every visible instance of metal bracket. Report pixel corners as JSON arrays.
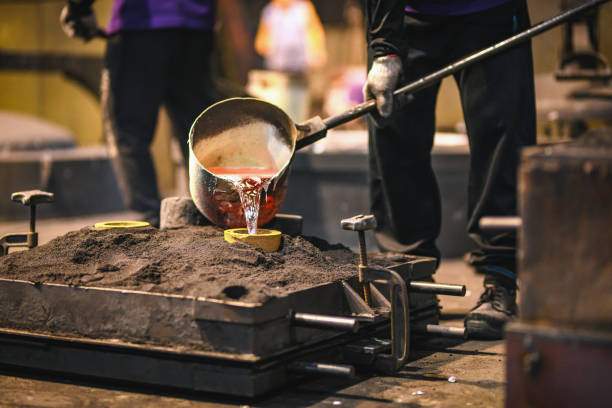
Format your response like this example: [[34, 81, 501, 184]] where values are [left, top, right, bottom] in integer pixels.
[[342, 281, 376, 320], [369, 283, 391, 314]]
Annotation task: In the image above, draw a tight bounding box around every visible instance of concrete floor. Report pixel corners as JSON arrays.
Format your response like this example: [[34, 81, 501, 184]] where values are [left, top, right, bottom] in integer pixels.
[[0, 214, 505, 407]]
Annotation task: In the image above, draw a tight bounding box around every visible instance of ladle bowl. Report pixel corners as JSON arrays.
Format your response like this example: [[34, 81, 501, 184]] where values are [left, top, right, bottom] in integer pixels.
[[188, 98, 297, 229]]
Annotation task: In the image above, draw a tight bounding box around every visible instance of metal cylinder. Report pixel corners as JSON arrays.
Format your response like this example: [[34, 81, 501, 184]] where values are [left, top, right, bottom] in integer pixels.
[[291, 312, 360, 332], [479, 216, 522, 232], [413, 324, 468, 339], [288, 362, 355, 378], [408, 281, 466, 296]]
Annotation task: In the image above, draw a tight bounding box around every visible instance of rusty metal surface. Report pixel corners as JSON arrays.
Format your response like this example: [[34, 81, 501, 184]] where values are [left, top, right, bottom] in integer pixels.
[[518, 139, 612, 330], [506, 323, 612, 408]]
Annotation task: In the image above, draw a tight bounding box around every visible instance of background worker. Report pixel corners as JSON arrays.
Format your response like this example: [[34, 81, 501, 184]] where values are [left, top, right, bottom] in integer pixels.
[[60, 0, 218, 227], [363, 0, 536, 339], [253, 0, 326, 121], [254, 0, 326, 73]]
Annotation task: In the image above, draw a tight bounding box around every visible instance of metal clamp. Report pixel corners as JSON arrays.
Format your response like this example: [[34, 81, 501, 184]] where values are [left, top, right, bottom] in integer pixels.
[[340, 213, 467, 372], [361, 265, 410, 373], [0, 190, 54, 256]]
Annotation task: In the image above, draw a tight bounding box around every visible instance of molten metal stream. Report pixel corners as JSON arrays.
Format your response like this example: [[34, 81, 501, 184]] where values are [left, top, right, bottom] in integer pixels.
[[207, 167, 277, 235]]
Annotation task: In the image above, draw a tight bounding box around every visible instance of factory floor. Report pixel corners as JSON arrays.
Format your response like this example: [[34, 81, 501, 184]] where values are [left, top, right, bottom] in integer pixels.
[[0, 213, 505, 408]]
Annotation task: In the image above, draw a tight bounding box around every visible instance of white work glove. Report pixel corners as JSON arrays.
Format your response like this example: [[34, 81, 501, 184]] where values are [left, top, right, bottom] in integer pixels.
[[363, 55, 403, 118], [60, 1, 99, 42]]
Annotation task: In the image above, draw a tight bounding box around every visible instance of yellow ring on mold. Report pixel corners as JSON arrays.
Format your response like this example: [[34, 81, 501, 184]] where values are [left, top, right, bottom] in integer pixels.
[[224, 228, 281, 252], [94, 221, 151, 229]]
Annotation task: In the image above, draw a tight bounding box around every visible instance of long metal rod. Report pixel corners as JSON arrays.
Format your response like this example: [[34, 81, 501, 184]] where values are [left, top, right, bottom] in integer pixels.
[[409, 281, 466, 297], [288, 361, 356, 377], [322, 0, 610, 131], [479, 216, 523, 232], [413, 324, 467, 339], [291, 312, 360, 332]]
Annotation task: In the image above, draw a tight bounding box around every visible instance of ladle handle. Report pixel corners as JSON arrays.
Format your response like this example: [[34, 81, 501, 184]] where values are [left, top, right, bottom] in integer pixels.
[[298, 0, 610, 147]]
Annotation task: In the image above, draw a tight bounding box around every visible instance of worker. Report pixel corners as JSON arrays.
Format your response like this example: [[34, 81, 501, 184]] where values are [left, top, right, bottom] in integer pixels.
[[363, 0, 536, 339], [60, 0, 218, 228], [254, 0, 326, 73], [252, 0, 326, 121]]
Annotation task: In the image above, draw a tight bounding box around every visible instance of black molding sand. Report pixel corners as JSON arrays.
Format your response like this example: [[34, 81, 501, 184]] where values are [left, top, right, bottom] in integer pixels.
[[0, 225, 369, 303]]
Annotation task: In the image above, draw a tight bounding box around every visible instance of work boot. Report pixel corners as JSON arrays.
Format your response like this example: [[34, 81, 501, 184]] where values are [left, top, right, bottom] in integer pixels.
[[464, 279, 517, 339]]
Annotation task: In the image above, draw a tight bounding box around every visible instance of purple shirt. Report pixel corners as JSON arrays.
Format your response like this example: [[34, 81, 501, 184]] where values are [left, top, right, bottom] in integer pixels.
[[405, 0, 510, 15], [107, 0, 216, 34]]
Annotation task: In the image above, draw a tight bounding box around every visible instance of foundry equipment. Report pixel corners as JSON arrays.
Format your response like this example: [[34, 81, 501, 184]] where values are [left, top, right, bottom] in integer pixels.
[[0, 190, 54, 256], [504, 131, 612, 408], [479, 131, 612, 407], [0, 195, 467, 396], [189, 0, 611, 231], [189, 98, 295, 228], [1, 0, 610, 399]]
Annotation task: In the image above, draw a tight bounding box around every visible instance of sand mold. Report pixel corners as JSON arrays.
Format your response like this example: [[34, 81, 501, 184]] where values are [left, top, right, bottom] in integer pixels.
[[0, 225, 363, 303]]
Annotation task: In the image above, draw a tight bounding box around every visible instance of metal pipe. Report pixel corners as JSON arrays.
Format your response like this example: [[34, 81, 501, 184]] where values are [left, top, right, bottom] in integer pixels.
[[290, 312, 360, 332], [321, 0, 611, 130], [412, 324, 467, 339], [409, 281, 466, 296], [479, 216, 522, 232], [288, 362, 356, 378]]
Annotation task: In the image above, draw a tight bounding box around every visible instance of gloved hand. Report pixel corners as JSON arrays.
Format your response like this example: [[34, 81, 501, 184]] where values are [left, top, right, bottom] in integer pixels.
[[363, 55, 403, 118], [60, 0, 98, 42]]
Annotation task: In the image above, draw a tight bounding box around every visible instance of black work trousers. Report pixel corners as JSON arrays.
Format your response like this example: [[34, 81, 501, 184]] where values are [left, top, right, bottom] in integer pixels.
[[368, 1, 536, 276], [102, 29, 217, 226]]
